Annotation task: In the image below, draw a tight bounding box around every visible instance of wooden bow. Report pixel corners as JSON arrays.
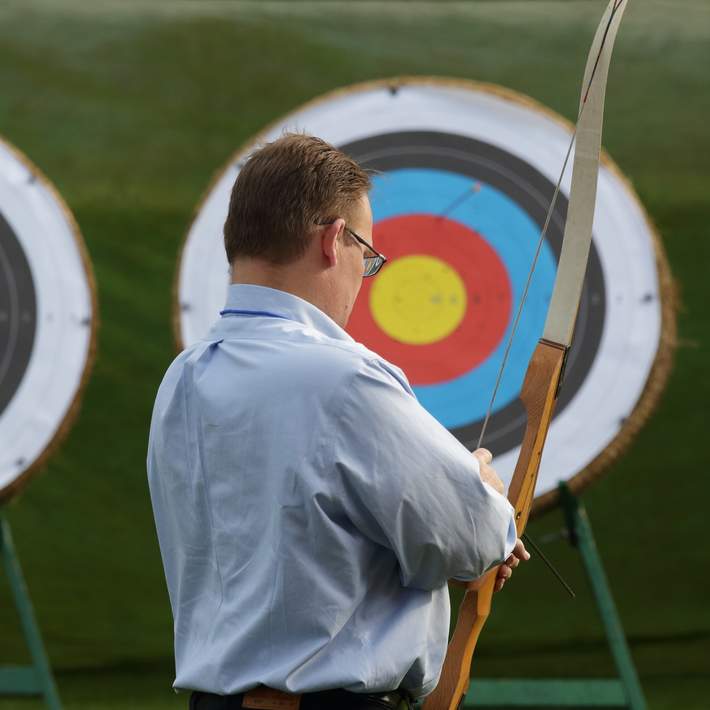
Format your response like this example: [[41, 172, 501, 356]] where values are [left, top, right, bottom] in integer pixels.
[[422, 2, 629, 708]]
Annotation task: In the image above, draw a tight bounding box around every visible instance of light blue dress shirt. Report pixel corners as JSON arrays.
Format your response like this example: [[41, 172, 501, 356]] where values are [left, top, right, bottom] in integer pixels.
[[148, 284, 516, 698]]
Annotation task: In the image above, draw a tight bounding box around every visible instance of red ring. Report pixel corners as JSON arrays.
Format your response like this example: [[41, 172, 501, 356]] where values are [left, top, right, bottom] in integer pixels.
[[347, 214, 512, 385]]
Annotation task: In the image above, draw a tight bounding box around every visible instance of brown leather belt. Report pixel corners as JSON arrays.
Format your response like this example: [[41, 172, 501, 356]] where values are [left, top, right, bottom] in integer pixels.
[[243, 687, 300, 709]]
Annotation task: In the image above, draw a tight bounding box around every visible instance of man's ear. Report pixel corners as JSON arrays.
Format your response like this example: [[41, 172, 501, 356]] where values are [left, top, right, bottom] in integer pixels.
[[321, 219, 345, 268]]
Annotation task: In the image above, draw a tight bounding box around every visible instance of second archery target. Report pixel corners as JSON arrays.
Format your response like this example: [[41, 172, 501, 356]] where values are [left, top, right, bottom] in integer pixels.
[[176, 78, 674, 511], [0, 137, 96, 503]]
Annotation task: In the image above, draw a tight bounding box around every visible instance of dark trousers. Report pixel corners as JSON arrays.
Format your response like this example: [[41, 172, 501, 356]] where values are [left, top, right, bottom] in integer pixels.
[[190, 689, 413, 710]]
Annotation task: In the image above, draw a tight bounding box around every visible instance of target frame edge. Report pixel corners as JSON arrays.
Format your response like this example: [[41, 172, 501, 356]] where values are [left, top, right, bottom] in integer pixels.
[[174, 76, 677, 517], [0, 134, 99, 505]]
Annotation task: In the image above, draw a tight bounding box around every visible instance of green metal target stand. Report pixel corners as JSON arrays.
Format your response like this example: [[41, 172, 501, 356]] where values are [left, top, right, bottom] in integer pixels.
[[463, 483, 646, 710], [0, 514, 62, 709]]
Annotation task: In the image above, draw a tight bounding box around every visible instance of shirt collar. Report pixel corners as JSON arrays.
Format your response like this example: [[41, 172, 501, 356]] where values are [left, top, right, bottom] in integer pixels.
[[220, 284, 354, 343]]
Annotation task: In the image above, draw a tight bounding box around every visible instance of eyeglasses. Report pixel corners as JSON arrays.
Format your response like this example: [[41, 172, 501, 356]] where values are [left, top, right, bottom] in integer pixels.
[[317, 221, 387, 277]]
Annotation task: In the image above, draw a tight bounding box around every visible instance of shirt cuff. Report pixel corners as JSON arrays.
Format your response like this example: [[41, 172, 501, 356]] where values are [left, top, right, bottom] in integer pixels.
[[502, 513, 517, 560]]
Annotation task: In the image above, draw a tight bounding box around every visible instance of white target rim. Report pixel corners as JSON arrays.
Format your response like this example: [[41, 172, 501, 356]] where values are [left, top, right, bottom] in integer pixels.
[[0, 136, 97, 502], [175, 77, 674, 512]]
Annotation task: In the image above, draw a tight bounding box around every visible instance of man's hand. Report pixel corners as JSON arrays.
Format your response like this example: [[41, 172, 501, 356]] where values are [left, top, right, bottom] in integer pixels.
[[494, 538, 530, 592], [473, 448, 504, 495]]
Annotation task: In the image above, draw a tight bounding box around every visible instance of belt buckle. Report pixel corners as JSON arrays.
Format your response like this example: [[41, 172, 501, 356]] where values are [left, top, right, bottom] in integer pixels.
[[243, 686, 301, 710], [368, 691, 411, 710]]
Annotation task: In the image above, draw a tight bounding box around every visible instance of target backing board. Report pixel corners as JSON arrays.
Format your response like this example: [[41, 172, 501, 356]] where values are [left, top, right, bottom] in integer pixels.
[[176, 78, 674, 513], [0, 137, 96, 503]]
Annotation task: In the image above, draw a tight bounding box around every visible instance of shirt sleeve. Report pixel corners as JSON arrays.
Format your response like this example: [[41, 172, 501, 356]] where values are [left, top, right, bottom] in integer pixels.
[[327, 356, 517, 591]]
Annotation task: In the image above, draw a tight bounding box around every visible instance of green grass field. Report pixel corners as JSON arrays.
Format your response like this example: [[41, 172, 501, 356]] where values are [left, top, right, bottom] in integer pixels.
[[0, 1, 708, 708]]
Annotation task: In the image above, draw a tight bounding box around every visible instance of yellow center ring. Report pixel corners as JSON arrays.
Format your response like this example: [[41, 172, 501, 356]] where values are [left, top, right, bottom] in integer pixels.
[[370, 255, 467, 345]]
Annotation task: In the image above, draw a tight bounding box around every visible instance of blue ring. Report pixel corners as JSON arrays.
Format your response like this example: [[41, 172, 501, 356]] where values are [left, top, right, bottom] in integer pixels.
[[370, 168, 556, 428]]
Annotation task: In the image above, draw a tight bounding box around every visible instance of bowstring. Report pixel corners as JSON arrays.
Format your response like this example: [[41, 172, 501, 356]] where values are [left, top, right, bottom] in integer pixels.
[[475, 0, 624, 451]]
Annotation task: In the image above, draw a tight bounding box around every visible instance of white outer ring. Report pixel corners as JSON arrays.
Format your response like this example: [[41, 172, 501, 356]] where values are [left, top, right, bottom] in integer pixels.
[[0, 139, 94, 495], [177, 80, 662, 498]]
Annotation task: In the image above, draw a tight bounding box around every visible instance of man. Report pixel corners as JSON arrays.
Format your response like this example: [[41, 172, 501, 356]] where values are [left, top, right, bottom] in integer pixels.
[[148, 133, 529, 710]]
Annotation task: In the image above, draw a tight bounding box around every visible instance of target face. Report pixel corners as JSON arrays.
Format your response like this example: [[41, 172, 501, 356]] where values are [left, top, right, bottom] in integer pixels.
[[0, 137, 96, 502], [176, 78, 671, 511]]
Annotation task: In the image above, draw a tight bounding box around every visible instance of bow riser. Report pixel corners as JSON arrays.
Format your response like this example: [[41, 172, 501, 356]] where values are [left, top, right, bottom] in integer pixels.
[[507, 339, 567, 533], [422, 339, 566, 710]]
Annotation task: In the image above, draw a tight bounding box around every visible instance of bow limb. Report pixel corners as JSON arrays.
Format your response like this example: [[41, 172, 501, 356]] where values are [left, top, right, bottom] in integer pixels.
[[422, 2, 629, 709]]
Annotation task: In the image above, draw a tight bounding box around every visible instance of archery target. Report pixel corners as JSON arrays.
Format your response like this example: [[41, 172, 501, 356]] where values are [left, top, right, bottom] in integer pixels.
[[176, 78, 672, 512], [0, 137, 96, 503]]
